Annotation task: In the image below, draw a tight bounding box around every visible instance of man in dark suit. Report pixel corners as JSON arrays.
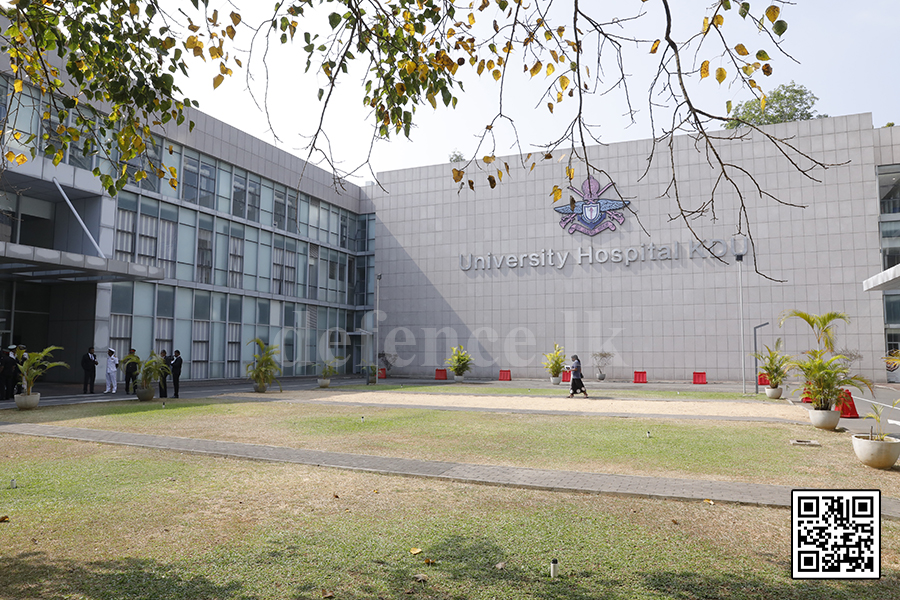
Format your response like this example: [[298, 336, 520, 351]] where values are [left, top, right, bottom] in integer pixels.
[[81, 346, 98, 394], [171, 350, 183, 398], [159, 349, 169, 398], [123, 348, 139, 394], [0, 347, 17, 400]]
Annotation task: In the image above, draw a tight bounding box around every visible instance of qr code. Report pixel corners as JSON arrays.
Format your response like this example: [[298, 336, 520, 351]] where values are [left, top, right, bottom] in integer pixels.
[[792, 490, 880, 579]]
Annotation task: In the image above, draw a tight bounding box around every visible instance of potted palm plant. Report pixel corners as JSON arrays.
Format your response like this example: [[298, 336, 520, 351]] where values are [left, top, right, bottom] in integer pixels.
[[445, 346, 473, 382], [14, 345, 69, 410], [542, 343, 565, 385], [123, 351, 171, 402], [752, 338, 790, 399], [591, 351, 615, 381], [246, 338, 282, 393], [851, 399, 900, 469], [318, 358, 341, 388], [788, 349, 873, 430]]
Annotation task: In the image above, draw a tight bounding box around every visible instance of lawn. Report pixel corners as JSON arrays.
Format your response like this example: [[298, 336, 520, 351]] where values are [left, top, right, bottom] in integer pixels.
[[2, 395, 899, 599]]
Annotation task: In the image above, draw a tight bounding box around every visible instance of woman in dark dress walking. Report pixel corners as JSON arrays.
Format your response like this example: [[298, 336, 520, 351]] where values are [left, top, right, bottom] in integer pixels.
[[568, 354, 588, 398]]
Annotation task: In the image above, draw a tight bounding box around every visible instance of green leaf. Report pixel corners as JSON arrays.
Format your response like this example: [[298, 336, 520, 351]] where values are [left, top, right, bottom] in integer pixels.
[[756, 49, 770, 60], [317, 88, 324, 101], [772, 20, 788, 36], [739, 2, 750, 18], [328, 12, 342, 29], [721, 0, 732, 8]]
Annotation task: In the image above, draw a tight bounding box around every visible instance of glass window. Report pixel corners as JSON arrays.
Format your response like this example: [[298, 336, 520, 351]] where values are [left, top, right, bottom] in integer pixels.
[[247, 175, 261, 222], [232, 169, 247, 218], [287, 190, 298, 233], [274, 188, 286, 230], [199, 158, 217, 208], [217, 163, 232, 213], [110, 282, 134, 314], [161, 142, 182, 199], [194, 290, 211, 320], [157, 285, 175, 318], [196, 214, 214, 284], [229, 295, 242, 323], [879, 165, 900, 215], [882, 220, 900, 270]]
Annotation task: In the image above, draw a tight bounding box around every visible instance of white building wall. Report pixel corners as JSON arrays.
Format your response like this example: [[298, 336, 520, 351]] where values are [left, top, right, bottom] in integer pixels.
[[371, 113, 888, 382]]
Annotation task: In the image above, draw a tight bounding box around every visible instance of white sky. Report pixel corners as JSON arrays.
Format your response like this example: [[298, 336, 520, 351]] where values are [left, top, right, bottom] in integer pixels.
[[168, 1, 898, 185]]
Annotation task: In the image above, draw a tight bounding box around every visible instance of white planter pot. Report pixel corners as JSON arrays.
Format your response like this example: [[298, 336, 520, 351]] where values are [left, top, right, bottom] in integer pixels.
[[454, 374, 464, 382], [765, 386, 783, 399], [550, 376, 561, 385], [808, 408, 841, 430], [317, 378, 331, 388], [597, 373, 606, 381], [851, 435, 900, 469], [14, 392, 40, 410], [253, 382, 268, 393]]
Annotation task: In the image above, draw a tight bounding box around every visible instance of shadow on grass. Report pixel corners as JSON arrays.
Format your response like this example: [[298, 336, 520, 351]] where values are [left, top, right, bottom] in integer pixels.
[[0, 552, 246, 600], [641, 569, 900, 600]]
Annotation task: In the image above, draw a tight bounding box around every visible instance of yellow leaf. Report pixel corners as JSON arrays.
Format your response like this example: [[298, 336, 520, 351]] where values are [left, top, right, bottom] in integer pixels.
[[702, 17, 709, 33], [426, 93, 436, 109], [713, 15, 724, 27], [529, 61, 542, 77], [468, 13, 475, 26], [726, 100, 732, 114], [566, 166, 574, 180], [452, 168, 464, 183], [546, 63, 555, 77], [496, 169, 503, 182], [762, 63, 772, 76], [492, 69, 501, 81], [488, 175, 496, 188], [700, 61, 710, 79], [547, 102, 553, 113], [715, 67, 726, 83], [760, 94, 767, 112], [15, 153, 28, 166], [560, 75, 570, 91], [213, 74, 224, 89], [483, 155, 495, 164], [765, 5, 780, 22], [230, 11, 241, 26], [650, 39, 660, 54], [4, 151, 15, 162], [410, 548, 423, 555], [735, 44, 749, 56], [748, 78, 757, 88], [551, 185, 562, 202], [13, 79, 23, 93], [130, 3, 139, 16]]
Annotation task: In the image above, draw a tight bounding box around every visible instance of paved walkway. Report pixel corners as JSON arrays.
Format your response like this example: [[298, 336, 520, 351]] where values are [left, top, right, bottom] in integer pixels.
[[2, 419, 898, 520]]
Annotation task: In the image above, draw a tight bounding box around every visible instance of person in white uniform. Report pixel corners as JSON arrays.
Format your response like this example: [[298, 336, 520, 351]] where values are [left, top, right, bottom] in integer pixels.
[[104, 348, 119, 393]]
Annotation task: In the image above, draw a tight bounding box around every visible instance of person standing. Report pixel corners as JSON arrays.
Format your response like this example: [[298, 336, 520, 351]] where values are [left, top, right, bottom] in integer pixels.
[[158, 349, 169, 398], [0, 347, 17, 400], [104, 348, 119, 393], [568, 354, 588, 399], [123, 348, 139, 394], [170, 350, 183, 398], [81, 346, 98, 394]]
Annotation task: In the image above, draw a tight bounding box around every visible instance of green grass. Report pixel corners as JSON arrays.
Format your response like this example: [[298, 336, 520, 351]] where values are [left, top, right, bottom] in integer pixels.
[[3, 399, 896, 494], [342, 382, 756, 401], [2, 435, 898, 600]]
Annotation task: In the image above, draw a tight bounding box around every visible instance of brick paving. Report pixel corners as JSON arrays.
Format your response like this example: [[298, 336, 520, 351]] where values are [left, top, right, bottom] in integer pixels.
[[2, 420, 898, 519]]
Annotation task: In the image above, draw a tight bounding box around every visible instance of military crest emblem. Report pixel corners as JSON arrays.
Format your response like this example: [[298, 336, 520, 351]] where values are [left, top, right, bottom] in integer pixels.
[[554, 176, 630, 236]]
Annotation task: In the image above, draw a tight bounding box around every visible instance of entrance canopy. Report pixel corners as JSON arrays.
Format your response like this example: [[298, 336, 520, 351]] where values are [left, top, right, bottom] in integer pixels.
[[0, 242, 164, 284], [863, 264, 900, 292]]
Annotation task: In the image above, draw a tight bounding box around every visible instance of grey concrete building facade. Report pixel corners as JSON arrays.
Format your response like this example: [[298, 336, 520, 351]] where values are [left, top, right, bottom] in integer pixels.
[[3, 65, 900, 387], [371, 113, 899, 383]]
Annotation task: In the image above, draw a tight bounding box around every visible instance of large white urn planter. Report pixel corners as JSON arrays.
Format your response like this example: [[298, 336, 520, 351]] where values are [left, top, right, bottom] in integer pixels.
[[550, 376, 561, 385], [135, 386, 155, 402], [851, 435, 900, 469], [765, 386, 783, 399], [454, 374, 464, 383], [14, 393, 40, 410], [808, 408, 842, 430], [317, 378, 331, 388]]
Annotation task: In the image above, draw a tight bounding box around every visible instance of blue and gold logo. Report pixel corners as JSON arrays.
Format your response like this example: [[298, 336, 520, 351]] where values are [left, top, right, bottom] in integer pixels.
[[554, 176, 629, 236]]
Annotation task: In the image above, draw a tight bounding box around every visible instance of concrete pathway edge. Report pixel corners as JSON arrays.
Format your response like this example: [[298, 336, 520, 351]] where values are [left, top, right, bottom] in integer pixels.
[[2, 421, 898, 520]]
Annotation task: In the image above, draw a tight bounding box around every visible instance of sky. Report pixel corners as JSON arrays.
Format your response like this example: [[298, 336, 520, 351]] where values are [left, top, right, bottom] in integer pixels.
[[167, 1, 899, 186]]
